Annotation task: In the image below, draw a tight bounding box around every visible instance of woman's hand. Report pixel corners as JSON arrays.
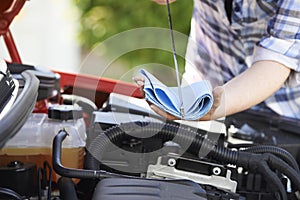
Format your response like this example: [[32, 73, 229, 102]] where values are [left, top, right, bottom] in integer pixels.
[[151, 0, 176, 5], [149, 104, 180, 120], [150, 86, 224, 121], [133, 76, 145, 97], [200, 86, 224, 121], [134, 76, 223, 121], [134, 76, 180, 120]]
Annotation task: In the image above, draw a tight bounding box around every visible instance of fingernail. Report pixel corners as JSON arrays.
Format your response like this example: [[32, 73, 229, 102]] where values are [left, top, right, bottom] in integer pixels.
[[136, 80, 144, 86], [150, 104, 156, 110]]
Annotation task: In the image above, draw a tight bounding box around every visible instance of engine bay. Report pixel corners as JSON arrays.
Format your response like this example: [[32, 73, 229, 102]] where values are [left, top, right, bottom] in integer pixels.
[[1, 67, 300, 200], [1, 1, 300, 199]]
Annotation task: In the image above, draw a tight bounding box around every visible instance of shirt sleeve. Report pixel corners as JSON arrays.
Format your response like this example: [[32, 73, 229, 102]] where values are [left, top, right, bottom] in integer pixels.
[[255, 1, 300, 72]]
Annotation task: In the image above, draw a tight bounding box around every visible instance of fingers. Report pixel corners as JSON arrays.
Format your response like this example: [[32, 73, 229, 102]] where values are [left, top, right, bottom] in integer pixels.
[[133, 76, 144, 85], [134, 77, 178, 120], [133, 76, 145, 97], [150, 104, 179, 120], [212, 86, 224, 110], [151, 0, 176, 5], [199, 86, 224, 121]]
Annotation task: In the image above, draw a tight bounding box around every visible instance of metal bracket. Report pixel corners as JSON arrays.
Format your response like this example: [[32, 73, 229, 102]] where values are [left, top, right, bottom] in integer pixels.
[[147, 156, 237, 193]]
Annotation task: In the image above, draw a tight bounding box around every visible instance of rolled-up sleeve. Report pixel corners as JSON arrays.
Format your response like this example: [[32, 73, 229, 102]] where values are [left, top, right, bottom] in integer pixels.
[[253, 1, 300, 72]]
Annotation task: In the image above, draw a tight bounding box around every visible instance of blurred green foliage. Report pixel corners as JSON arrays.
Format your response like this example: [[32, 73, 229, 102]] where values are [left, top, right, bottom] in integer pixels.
[[74, 0, 193, 72]]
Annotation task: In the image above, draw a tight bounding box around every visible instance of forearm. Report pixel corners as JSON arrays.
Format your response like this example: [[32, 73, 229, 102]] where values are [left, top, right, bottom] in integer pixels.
[[210, 60, 291, 120]]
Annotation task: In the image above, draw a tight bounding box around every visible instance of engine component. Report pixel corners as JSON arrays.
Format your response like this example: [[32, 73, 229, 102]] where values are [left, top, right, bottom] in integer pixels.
[[57, 177, 78, 200], [0, 61, 17, 118], [37, 161, 52, 200], [147, 154, 237, 193], [0, 105, 86, 182], [48, 104, 84, 121], [225, 109, 300, 166], [92, 178, 207, 200], [2, 107, 86, 149], [0, 161, 37, 197], [0, 70, 39, 148], [85, 121, 300, 199], [7, 62, 59, 101]]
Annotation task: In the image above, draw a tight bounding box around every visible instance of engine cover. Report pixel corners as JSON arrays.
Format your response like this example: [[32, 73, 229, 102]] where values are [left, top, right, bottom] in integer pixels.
[[92, 178, 207, 200]]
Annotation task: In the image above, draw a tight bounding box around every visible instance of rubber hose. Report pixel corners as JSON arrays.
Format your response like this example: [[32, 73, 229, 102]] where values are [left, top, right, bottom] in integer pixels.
[[86, 121, 233, 170], [259, 161, 287, 200], [85, 121, 300, 198], [37, 168, 43, 200], [237, 151, 300, 193], [86, 121, 300, 192], [0, 71, 39, 148], [267, 154, 300, 191], [209, 142, 238, 164], [59, 120, 299, 196], [0, 187, 23, 200], [57, 177, 78, 200], [244, 145, 299, 172], [52, 130, 102, 179], [43, 161, 52, 200]]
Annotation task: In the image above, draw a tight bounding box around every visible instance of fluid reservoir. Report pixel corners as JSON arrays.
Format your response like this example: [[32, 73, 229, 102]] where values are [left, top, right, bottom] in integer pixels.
[[0, 105, 86, 181]]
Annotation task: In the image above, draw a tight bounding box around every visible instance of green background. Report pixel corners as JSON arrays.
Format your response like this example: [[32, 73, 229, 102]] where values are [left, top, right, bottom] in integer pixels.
[[74, 0, 194, 74]]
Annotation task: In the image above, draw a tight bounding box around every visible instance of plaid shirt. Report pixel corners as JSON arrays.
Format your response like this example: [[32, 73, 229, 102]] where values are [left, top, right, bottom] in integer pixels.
[[183, 0, 300, 119]]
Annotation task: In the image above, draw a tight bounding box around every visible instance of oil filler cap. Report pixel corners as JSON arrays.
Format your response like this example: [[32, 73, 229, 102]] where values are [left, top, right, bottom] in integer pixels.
[[48, 105, 83, 120]]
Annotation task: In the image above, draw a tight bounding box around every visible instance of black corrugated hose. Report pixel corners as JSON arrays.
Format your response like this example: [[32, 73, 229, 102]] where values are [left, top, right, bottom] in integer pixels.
[[53, 122, 300, 200], [243, 145, 299, 172]]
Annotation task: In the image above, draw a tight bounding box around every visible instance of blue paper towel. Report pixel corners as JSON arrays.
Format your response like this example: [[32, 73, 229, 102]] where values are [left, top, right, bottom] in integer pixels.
[[140, 69, 214, 120]]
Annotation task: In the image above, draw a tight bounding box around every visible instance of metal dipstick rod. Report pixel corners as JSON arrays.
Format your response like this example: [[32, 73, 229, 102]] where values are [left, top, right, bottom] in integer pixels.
[[166, 0, 185, 118]]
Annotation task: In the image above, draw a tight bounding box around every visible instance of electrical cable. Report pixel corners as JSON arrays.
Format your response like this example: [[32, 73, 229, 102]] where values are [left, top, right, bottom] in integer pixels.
[[227, 142, 299, 172], [43, 161, 52, 200], [244, 145, 299, 172], [259, 161, 287, 200], [37, 167, 43, 200], [267, 154, 300, 191], [0, 187, 24, 200]]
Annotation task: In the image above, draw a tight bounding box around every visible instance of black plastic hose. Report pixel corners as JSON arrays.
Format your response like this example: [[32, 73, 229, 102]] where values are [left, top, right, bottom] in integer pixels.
[[0, 187, 24, 200], [0, 71, 39, 148], [57, 177, 78, 200], [237, 151, 300, 192], [52, 130, 102, 179], [55, 121, 300, 197], [244, 145, 299, 172], [85, 121, 240, 171], [37, 168, 43, 200], [43, 161, 52, 200], [86, 122, 300, 194], [259, 161, 287, 200], [85, 121, 213, 170], [52, 129, 135, 180], [268, 154, 300, 191]]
